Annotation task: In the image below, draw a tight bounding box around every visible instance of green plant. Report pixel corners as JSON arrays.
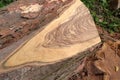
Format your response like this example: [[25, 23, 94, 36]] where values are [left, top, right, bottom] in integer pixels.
[[81, 0, 120, 33], [0, 0, 14, 8]]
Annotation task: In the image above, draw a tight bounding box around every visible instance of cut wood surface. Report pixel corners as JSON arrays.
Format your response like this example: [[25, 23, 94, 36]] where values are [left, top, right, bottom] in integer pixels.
[[0, 0, 101, 77]]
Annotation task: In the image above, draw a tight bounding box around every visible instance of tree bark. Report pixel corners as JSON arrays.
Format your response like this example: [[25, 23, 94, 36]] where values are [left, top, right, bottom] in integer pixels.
[[0, 0, 101, 79], [109, 0, 120, 9]]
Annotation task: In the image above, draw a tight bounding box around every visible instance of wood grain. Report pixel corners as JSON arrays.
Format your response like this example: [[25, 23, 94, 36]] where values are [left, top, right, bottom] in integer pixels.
[[0, 0, 101, 73]]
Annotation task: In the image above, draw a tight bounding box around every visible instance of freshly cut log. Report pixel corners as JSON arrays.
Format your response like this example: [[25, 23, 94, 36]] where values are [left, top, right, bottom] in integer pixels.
[[0, 0, 101, 74]]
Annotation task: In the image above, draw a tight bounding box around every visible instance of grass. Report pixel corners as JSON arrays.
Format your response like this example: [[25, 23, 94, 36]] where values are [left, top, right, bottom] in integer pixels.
[[81, 0, 120, 33], [0, 0, 120, 33]]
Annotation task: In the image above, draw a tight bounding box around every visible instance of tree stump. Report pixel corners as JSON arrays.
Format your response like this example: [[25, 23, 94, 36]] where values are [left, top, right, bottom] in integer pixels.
[[0, 0, 101, 79]]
